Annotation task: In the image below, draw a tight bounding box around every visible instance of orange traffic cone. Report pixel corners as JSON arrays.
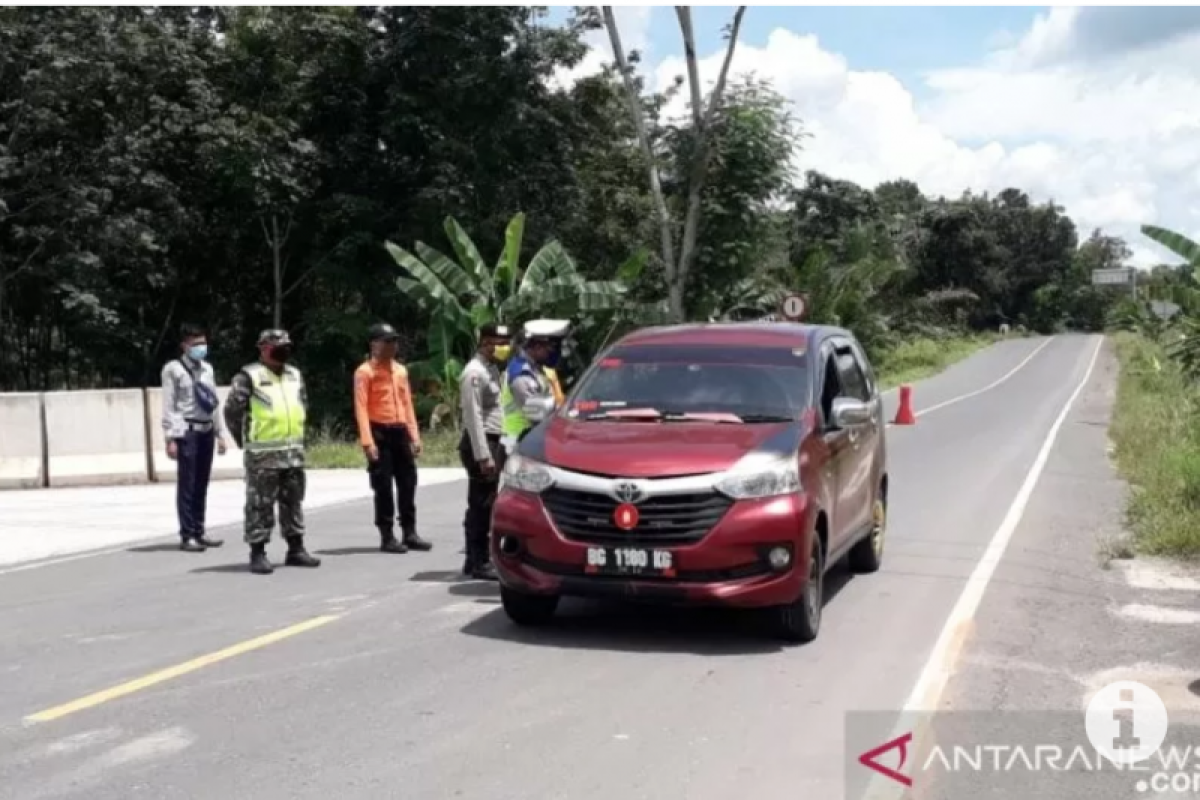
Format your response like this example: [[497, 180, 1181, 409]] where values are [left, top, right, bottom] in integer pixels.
[[893, 385, 916, 425]]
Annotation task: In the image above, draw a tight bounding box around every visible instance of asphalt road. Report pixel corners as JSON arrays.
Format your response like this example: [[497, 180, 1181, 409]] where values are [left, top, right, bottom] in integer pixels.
[[0, 334, 1117, 800]]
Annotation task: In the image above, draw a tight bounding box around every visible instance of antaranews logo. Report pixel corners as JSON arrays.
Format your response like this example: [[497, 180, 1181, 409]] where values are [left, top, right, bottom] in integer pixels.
[[858, 732, 914, 787], [853, 682, 1191, 795]]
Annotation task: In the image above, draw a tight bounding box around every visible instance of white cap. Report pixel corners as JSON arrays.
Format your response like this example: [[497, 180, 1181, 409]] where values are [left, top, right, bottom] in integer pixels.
[[523, 319, 571, 338]]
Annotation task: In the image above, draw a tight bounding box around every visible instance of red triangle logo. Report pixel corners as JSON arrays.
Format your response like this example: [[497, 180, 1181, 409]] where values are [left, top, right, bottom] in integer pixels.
[[858, 732, 913, 787]]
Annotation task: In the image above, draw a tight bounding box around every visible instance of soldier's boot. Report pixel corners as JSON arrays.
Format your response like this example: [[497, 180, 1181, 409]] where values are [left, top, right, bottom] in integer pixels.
[[380, 528, 408, 554], [180, 537, 206, 553], [249, 543, 274, 575], [284, 537, 321, 568], [469, 559, 498, 582], [402, 527, 433, 552]]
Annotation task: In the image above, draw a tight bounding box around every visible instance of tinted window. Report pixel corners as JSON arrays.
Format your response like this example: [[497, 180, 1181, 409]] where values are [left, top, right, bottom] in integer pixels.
[[569, 344, 810, 420], [835, 349, 869, 401]]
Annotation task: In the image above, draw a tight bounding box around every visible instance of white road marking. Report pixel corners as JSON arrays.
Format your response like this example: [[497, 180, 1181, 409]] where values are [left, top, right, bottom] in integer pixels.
[[1113, 603, 1200, 625], [886, 337, 1055, 427], [861, 334, 1103, 799]]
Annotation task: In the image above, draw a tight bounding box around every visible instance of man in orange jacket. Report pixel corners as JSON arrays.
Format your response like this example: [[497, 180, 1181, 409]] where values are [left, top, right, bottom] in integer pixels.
[[354, 323, 432, 554]]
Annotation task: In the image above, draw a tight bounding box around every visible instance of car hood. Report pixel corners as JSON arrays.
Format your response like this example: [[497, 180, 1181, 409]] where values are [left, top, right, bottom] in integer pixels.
[[534, 416, 799, 478]]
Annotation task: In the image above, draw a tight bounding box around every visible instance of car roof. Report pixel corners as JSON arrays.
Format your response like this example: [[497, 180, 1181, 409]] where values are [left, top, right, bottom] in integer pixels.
[[613, 322, 854, 350]]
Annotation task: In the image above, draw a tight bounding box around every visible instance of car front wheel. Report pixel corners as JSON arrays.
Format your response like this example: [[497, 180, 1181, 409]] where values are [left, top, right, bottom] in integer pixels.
[[769, 534, 823, 644], [500, 585, 560, 626]]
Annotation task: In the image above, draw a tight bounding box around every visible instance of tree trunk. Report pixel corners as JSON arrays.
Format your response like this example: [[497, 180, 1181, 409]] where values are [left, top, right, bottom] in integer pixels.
[[672, 6, 746, 322], [602, 7, 677, 290]]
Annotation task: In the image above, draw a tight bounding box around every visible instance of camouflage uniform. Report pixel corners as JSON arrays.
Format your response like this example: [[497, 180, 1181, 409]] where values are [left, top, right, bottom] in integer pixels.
[[224, 329, 320, 574]]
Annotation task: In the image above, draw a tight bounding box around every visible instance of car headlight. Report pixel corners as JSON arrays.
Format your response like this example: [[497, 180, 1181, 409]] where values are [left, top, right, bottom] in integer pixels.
[[714, 454, 800, 499], [501, 453, 555, 494]]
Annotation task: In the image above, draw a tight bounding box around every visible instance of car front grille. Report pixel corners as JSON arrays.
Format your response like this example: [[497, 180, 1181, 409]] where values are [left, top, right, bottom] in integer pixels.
[[541, 487, 733, 545]]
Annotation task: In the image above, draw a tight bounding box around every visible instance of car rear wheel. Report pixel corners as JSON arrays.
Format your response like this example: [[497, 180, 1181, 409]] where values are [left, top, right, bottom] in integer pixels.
[[500, 585, 560, 626], [849, 491, 886, 574], [769, 534, 823, 644]]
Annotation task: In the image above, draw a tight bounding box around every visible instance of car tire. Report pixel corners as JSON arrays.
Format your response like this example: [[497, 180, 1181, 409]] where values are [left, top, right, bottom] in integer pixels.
[[500, 585, 560, 626], [770, 534, 823, 644], [849, 490, 886, 574]]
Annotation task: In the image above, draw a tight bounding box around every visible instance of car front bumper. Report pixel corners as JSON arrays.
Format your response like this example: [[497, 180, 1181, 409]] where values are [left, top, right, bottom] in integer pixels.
[[491, 487, 817, 609]]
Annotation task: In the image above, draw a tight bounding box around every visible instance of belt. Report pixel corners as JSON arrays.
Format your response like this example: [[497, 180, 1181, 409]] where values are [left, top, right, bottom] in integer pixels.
[[185, 419, 214, 431], [369, 421, 409, 429]]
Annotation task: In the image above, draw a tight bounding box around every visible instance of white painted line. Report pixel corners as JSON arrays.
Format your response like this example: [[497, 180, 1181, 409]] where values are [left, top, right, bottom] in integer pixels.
[[1114, 604, 1200, 625], [861, 334, 1103, 799], [886, 337, 1054, 427]]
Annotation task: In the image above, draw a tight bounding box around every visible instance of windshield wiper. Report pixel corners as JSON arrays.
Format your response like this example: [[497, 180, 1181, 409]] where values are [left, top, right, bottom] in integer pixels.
[[735, 414, 795, 423]]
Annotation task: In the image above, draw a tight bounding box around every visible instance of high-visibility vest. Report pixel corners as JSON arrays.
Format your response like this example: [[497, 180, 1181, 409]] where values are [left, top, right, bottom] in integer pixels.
[[544, 367, 565, 405], [244, 362, 306, 452], [500, 358, 549, 439]]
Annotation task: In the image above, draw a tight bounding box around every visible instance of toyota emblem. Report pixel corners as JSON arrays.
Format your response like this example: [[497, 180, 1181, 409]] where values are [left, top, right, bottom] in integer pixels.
[[612, 480, 644, 504]]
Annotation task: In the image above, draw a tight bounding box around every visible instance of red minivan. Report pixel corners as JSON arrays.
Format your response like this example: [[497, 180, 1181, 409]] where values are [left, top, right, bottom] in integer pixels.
[[490, 323, 888, 642]]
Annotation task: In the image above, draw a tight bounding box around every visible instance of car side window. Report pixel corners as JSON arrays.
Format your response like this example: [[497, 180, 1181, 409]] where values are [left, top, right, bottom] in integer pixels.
[[848, 340, 876, 397], [819, 349, 843, 428], [835, 346, 870, 401]]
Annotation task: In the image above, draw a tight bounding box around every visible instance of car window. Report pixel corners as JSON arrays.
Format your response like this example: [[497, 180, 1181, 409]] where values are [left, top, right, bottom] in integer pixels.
[[820, 350, 843, 426], [847, 340, 876, 396], [568, 344, 810, 421], [835, 348, 869, 401]]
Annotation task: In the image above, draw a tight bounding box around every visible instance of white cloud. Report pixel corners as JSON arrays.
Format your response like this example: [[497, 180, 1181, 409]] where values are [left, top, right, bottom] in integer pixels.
[[562, 8, 1200, 268], [549, 6, 652, 91]]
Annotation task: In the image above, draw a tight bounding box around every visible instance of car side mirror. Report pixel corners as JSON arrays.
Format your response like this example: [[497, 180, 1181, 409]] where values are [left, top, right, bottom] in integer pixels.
[[830, 397, 871, 429], [523, 395, 555, 423]]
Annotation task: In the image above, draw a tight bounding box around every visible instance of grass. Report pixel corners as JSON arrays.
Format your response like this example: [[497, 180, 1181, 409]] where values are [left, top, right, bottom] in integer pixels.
[[873, 332, 1004, 389], [1109, 331, 1200, 558], [307, 421, 462, 470], [306, 331, 1005, 470]]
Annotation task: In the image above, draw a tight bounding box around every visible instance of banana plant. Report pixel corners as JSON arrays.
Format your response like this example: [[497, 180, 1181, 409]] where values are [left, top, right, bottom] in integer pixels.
[[1140, 225, 1200, 381], [388, 212, 636, 425]]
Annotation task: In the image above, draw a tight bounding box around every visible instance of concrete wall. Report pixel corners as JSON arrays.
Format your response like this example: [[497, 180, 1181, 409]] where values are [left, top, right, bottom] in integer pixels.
[[43, 389, 151, 487], [0, 387, 240, 489], [145, 386, 243, 482], [0, 393, 46, 489]]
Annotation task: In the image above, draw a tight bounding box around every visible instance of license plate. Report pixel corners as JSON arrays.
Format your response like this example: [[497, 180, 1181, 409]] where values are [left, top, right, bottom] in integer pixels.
[[585, 547, 675, 577]]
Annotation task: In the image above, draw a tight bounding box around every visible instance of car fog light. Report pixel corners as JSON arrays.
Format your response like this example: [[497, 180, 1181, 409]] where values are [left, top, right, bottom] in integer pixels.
[[767, 546, 791, 571]]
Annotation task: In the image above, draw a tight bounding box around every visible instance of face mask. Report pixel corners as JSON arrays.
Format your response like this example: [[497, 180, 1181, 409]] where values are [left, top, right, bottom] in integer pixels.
[[270, 345, 293, 363], [187, 344, 208, 361], [545, 349, 561, 368], [493, 344, 511, 362]]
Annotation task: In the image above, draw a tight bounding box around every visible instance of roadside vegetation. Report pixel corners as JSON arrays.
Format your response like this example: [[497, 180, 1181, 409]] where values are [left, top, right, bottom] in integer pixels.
[[1108, 226, 1200, 558], [2, 6, 1142, 463]]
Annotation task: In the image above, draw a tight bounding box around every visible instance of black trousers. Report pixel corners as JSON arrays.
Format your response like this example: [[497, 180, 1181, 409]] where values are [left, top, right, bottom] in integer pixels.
[[458, 431, 506, 561], [368, 423, 418, 534], [176, 428, 216, 539]]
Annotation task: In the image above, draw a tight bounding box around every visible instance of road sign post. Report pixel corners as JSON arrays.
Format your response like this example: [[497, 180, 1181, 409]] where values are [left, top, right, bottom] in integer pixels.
[[781, 293, 807, 321]]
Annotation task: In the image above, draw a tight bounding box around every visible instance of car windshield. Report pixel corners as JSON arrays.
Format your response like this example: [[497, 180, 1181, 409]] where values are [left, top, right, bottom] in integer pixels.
[[565, 344, 810, 423]]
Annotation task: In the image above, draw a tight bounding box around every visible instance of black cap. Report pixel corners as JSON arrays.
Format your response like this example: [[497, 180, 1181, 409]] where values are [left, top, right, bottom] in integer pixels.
[[257, 329, 292, 346], [368, 322, 399, 342], [479, 323, 512, 340]]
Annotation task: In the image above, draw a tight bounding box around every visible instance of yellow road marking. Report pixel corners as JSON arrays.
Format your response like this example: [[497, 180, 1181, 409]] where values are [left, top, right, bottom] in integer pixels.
[[25, 614, 341, 723]]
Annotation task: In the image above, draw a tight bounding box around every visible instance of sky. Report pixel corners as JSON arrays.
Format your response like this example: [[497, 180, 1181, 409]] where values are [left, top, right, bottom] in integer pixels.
[[548, 5, 1200, 268]]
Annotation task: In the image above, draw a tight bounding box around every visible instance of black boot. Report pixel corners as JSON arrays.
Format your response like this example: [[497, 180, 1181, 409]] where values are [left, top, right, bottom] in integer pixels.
[[469, 559, 498, 581], [196, 533, 224, 548], [180, 537, 206, 553], [402, 528, 433, 552], [380, 529, 408, 554], [284, 537, 322, 568], [249, 543, 273, 574]]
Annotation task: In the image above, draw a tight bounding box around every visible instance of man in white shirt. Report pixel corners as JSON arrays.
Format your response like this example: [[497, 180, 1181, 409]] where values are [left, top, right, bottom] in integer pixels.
[[161, 323, 228, 552]]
